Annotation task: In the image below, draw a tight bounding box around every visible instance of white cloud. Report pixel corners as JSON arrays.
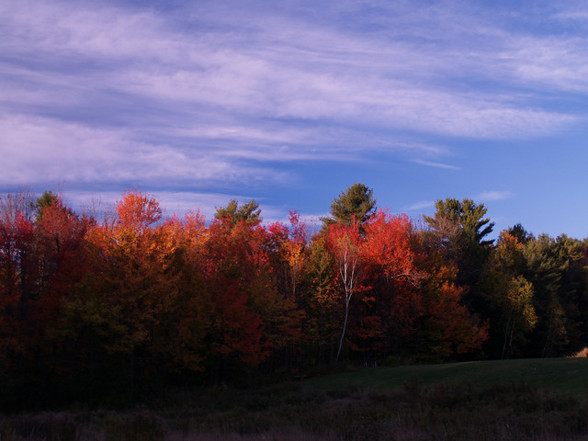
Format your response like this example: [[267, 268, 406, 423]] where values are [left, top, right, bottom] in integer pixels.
[[0, 0, 586, 215], [413, 159, 459, 170], [0, 113, 279, 187], [1, 0, 580, 143], [501, 36, 588, 93], [404, 200, 435, 212], [475, 191, 514, 202]]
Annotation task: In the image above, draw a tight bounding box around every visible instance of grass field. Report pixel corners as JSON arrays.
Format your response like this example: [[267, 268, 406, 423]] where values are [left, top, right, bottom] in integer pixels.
[[2, 358, 587, 441], [301, 357, 588, 398]]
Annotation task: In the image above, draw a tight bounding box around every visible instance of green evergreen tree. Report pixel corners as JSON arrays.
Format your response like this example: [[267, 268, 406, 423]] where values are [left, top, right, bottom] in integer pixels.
[[322, 183, 376, 228], [478, 231, 537, 358], [35, 191, 59, 212], [214, 199, 261, 227], [506, 223, 533, 245], [423, 198, 495, 311], [424, 198, 494, 249], [522, 234, 586, 357]]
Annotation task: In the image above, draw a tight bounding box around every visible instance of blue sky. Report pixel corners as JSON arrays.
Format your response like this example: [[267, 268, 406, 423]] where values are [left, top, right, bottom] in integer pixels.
[[1, 0, 588, 238]]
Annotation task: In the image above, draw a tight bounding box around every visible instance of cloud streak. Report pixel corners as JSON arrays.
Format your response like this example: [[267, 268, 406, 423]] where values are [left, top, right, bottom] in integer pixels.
[[2, 1, 582, 133], [0, 114, 282, 188], [0, 0, 586, 228], [475, 191, 514, 202], [405, 200, 435, 212], [413, 159, 459, 170]]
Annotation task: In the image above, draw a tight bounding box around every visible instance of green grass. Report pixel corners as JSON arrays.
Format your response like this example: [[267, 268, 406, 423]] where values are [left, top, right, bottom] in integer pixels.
[[302, 357, 588, 398], [2, 358, 588, 440]]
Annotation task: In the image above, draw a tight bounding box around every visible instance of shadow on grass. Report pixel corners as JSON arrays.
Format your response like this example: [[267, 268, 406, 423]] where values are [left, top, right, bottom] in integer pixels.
[[2, 381, 587, 441]]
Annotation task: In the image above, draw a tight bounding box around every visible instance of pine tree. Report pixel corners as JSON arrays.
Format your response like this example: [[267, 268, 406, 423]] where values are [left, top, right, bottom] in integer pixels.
[[214, 200, 261, 227], [322, 183, 376, 229], [423, 198, 495, 311]]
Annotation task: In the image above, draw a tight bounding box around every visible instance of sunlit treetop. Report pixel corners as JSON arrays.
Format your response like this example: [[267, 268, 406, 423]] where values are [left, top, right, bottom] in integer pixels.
[[214, 199, 262, 227], [322, 183, 376, 228]]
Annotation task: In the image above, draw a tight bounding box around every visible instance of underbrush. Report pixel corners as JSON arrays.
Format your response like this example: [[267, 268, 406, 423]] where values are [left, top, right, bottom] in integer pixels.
[[2, 381, 587, 441]]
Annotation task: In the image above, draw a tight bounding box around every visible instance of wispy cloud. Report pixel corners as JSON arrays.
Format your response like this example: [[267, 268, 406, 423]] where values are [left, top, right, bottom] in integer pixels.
[[2, 0, 581, 140], [0, 0, 585, 226], [413, 159, 459, 170], [405, 200, 435, 212], [475, 191, 514, 202], [0, 114, 283, 188]]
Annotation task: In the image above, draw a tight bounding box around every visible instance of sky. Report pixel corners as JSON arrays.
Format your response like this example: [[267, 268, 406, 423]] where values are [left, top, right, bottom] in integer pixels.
[[1, 0, 588, 239]]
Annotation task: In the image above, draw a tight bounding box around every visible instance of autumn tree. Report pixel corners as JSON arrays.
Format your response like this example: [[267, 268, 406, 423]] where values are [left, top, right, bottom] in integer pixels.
[[59, 190, 182, 398], [3, 186, 586, 407], [33, 194, 91, 322], [203, 219, 265, 372], [0, 192, 35, 224], [205, 212, 302, 380], [325, 220, 365, 361], [0, 192, 91, 407], [409, 236, 488, 361], [357, 211, 421, 357], [0, 193, 90, 352], [259, 217, 308, 372], [283, 210, 309, 299], [147, 212, 212, 374], [0, 208, 34, 369]]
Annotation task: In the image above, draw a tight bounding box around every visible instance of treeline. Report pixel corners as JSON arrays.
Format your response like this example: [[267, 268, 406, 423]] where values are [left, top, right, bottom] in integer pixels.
[[0, 184, 586, 409]]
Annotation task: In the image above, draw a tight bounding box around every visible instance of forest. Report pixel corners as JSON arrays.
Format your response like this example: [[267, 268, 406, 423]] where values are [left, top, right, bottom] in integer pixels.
[[0, 183, 587, 410]]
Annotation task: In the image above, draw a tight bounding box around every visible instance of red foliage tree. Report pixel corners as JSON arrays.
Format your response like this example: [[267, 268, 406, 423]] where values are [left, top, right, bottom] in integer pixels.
[[324, 219, 366, 361], [204, 218, 269, 368], [0, 195, 91, 378], [0, 211, 33, 363], [357, 211, 422, 357]]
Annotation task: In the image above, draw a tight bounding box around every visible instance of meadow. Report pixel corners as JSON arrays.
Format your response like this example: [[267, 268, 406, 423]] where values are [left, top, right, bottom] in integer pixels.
[[1, 357, 587, 441]]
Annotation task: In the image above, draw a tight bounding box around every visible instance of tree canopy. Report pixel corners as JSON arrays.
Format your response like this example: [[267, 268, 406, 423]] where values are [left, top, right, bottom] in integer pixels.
[[424, 198, 494, 248], [215, 199, 261, 227], [322, 183, 376, 228], [0, 188, 586, 410], [424, 198, 495, 301]]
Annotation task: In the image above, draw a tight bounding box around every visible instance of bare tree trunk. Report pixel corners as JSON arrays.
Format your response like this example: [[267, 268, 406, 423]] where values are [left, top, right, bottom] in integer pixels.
[[336, 294, 351, 362], [336, 249, 357, 362]]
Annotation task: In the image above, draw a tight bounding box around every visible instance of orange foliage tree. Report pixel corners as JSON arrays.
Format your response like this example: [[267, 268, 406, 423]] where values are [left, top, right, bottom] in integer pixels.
[[410, 241, 489, 361], [59, 190, 185, 396]]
